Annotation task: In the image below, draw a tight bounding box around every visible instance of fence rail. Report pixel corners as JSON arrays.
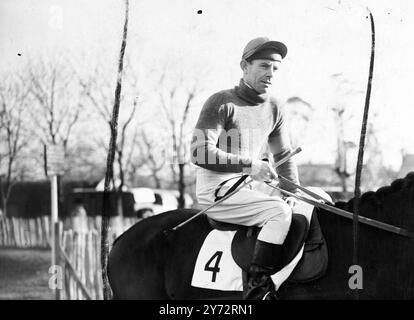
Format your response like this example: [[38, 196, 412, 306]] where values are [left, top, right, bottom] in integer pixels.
[[0, 216, 140, 300], [0, 216, 138, 248]]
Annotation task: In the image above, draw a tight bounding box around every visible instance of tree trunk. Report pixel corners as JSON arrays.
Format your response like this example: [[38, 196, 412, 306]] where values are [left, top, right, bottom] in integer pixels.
[[340, 174, 348, 193], [116, 191, 123, 217], [153, 173, 161, 189], [0, 178, 9, 217], [177, 163, 185, 208], [117, 151, 125, 217], [1, 197, 8, 217], [57, 175, 64, 219]]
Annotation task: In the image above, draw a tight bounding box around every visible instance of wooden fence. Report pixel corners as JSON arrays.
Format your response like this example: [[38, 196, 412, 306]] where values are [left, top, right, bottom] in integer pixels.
[[59, 217, 139, 300], [0, 216, 140, 300], [0, 216, 50, 248]]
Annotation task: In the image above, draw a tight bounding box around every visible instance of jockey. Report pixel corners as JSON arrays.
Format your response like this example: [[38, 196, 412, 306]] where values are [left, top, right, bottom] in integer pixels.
[[190, 37, 301, 300]]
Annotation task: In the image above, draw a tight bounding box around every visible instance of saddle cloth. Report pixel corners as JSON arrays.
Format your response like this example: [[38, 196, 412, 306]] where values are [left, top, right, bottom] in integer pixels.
[[191, 212, 328, 291], [190, 229, 305, 291]]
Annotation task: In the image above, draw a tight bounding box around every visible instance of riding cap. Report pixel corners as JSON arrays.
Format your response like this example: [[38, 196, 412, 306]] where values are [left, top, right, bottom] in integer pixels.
[[242, 37, 288, 62]]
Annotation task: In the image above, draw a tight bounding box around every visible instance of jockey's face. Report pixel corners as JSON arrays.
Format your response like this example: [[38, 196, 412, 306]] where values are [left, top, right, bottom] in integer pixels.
[[241, 57, 282, 94]]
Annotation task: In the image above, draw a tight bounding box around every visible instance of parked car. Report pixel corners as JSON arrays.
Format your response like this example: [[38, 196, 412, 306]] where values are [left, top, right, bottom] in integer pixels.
[[66, 187, 194, 219], [130, 188, 193, 218]]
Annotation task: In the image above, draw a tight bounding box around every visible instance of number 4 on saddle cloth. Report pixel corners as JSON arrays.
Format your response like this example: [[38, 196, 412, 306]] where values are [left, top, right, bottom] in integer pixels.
[[190, 210, 328, 292]]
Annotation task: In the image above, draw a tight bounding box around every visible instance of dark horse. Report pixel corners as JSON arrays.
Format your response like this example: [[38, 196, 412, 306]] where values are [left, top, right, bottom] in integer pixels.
[[108, 173, 414, 299]]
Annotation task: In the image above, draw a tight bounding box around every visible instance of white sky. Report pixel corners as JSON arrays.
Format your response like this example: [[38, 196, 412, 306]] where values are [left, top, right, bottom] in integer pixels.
[[1, 0, 414, 170]]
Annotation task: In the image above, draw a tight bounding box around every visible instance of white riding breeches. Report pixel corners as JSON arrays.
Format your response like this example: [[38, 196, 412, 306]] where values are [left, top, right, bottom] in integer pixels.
[[197, 177, 291, 244]]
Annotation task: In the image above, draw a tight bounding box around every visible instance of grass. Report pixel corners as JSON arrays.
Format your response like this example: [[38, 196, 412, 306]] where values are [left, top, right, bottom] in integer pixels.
[[0, 248, 54, 300]]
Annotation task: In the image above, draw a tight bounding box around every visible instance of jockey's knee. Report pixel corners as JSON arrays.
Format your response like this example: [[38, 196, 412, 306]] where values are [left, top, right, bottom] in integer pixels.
[[293, 186, 333, 224], [258, 219, 291, 245], [258, 202, 292, 245]]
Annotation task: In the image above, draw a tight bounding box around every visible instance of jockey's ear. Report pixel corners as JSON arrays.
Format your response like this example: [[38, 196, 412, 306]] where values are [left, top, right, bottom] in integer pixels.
[[240, 60, 249, 73]]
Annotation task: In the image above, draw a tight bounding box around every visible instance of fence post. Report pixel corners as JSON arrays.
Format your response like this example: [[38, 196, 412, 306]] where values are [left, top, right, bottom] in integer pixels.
[[20, 218, 26, 247], [25, 218, 30, 247], [0, 218, 5, 246], [36, 217, 42, 247], [29, 219, 35, 247], [64, 229, 74, 299], [54, 221, 62, 300], [6, 218, 12, 246]]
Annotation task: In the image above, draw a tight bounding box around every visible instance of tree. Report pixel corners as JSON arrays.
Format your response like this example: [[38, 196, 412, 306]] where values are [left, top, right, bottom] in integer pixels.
[[361, 117, 397, 191], [133, 129, 166, 188], [77, 55, 143, 193], [284, 96, 313, 148], [330, 73, 363, 192], [26, 56, 83, 155], [157, 65, 203, 208], [0, 75, 29, 216], [26, 56, 85, 210]]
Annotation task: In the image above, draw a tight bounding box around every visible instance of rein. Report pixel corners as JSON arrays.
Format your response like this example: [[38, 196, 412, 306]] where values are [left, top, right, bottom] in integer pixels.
[[264, 180, 414, 239]]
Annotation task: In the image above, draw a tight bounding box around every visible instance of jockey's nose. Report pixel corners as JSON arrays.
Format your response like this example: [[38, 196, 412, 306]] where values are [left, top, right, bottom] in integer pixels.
[[266, 68, 274, 78]]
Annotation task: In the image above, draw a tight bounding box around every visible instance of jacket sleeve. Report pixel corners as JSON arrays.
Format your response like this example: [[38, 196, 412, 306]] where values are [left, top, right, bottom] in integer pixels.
[[268, 103, 300, 192], [190, 95, 252, 172]]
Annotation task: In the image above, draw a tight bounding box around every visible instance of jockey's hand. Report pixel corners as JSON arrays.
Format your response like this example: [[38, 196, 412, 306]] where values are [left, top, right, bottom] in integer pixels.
[[285, 190, 302, 209], [248, 160, 278, 182]]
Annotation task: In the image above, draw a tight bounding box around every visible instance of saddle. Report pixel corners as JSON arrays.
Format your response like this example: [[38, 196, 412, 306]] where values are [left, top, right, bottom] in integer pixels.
[[207, 210, 328, 283]]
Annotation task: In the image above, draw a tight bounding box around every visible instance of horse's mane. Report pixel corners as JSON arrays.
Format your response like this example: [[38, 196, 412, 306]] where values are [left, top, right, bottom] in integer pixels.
[[335, 172, 414, 230]]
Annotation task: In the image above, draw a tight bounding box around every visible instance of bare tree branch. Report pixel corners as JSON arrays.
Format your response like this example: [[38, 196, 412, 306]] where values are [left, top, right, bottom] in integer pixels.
[[0, 75, 30, 216], [27, 57, 84, 154]]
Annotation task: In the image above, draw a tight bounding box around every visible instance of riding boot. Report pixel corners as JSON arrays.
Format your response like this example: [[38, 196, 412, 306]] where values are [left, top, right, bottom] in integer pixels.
[[244, 240, 283, 300]]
